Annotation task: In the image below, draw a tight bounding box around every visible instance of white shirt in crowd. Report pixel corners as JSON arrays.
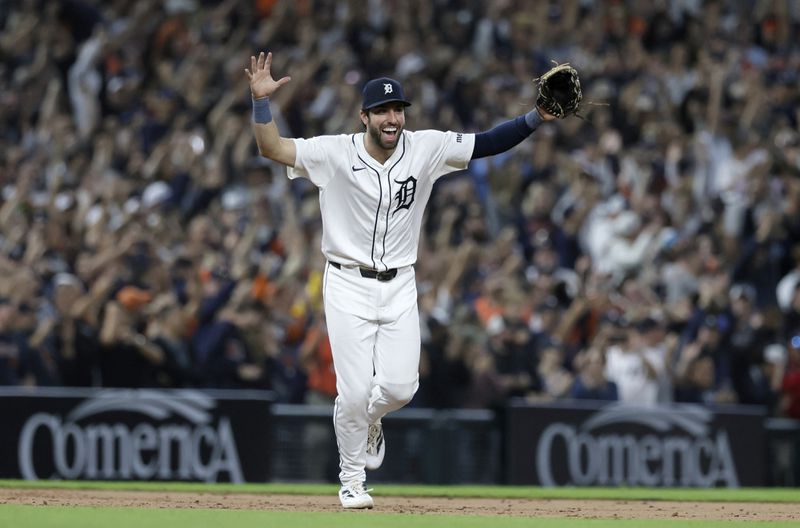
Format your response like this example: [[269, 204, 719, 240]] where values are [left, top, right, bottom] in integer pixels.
[[605, 345, 670, 405]]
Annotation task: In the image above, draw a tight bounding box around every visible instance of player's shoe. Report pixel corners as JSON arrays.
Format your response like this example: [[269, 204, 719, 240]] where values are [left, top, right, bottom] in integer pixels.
[[339, 480, 374, 509], [365, 421, 385, 470]]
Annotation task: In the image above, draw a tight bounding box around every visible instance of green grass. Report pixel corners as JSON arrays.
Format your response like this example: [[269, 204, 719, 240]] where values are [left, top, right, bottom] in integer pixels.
[[1, 479, 798, 503], [1, 506, 798, 528], [2, 481, 799, 528]]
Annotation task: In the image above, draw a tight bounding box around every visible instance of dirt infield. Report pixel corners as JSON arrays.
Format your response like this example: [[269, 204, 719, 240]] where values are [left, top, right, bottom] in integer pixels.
[[2, 488, 799, 521]]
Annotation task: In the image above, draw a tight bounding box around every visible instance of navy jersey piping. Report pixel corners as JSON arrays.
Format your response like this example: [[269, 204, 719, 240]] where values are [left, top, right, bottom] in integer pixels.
[[381, 134, 406, 271], [352, 134, 382, 270]]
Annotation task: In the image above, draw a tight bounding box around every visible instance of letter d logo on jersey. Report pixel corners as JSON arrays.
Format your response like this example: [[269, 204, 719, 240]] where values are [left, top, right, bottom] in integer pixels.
[[393, 176, 417, 215], [383, 83, 393, 94]]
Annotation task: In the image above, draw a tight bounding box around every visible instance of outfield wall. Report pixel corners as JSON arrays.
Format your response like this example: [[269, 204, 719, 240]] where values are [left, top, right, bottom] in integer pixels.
[[0, 387, 797, 486], [0, 387, 274, 483], [505, 400, 765, 487]]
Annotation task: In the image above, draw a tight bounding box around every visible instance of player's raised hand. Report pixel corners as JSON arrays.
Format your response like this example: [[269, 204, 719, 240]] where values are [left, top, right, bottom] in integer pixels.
[[246, 51, 291, 99]]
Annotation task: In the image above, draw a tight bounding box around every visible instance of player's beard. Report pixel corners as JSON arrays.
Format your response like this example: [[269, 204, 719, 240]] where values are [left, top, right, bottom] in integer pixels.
[[366, 120, 403, 151]]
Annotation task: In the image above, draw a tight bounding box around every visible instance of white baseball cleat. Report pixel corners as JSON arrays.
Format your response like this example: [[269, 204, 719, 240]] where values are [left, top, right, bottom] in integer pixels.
[[339, 480, 374, 509], [365, 421, 385, 470]]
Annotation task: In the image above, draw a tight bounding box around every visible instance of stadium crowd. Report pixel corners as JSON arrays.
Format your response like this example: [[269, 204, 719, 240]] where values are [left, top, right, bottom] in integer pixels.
[[1, 0, 800, 419]]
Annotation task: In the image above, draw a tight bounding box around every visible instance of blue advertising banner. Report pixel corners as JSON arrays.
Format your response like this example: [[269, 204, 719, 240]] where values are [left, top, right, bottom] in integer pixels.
[[0, 387, 274, 482], [506, 401, 766, 487]]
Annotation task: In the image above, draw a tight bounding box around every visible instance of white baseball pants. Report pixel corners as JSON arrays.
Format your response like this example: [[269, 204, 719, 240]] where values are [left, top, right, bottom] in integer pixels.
[[323, 262, 420, 485]]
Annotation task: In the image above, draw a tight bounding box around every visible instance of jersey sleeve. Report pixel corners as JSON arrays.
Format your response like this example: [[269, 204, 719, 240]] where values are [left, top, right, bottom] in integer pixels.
[[286, 136, 337, 188], [415, 130, 476, 182]]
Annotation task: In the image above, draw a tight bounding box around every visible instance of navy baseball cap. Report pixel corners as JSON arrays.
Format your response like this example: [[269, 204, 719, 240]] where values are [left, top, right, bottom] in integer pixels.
[[361, 77, 411, 110]]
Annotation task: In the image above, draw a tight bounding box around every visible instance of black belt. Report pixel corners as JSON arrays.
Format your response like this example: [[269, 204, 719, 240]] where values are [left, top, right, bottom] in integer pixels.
[[329, 261, 398, 282]]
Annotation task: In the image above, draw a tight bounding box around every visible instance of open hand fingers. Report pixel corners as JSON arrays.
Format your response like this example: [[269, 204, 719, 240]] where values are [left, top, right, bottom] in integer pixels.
[[247, 51, 282, 87]]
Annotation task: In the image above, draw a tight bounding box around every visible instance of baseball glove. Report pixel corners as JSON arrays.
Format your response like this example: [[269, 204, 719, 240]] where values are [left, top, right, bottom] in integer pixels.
[[535, 63, 583, 119]]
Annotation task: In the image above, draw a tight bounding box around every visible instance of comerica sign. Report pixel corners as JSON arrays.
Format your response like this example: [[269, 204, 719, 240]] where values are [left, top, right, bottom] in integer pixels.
[[0, 388, 274, 482], [18, 412, 242, 481], [535, 407, 738, 487], [508, 402, 765, 487]]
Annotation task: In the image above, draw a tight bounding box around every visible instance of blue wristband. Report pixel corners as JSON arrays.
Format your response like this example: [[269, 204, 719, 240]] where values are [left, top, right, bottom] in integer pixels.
[[252, 96, 272, 124], [524, 109, 543, 130]]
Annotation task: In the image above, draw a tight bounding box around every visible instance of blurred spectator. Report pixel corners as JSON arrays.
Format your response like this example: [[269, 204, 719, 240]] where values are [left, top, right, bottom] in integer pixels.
[[487, 293, 541, 399], [674, 314, 737, 405], [535, 344, 574, 401], [728, 283, 780, 408], [461, 335, 509, 410], [674, 353, 724, 405], [31, 273, 101, 386], [780, 336, 800, 420], [142, 293, 193, 387], [604, 316, 670, 405], [570, 347, 618, 401], [0, 299, 35, 385], [418, 317, 472, 409], [299, 314, 338, 482], [300, 315, 336, 405], [779, 272, 800, 341], [528, 296, 563, 355], [97, 285, 162, 387]]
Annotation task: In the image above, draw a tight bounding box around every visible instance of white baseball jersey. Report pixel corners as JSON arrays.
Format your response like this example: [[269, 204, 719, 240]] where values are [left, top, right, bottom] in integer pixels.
[[287, 129, 476, 270]]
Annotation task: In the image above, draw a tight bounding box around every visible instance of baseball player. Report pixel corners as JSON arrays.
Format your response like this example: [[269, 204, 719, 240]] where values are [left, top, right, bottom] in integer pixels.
[[246, 51, 558, 508]]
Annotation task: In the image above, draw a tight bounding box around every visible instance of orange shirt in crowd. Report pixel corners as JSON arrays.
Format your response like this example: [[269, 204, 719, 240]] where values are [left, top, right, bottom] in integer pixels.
[[303, 326, 337, 398]]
